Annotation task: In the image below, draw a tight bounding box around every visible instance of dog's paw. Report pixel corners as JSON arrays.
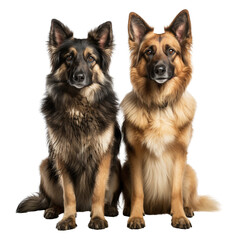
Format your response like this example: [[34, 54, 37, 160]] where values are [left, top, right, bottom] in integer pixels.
[[44, 208, 59, 219], [104, 204, 119, 217], [88, 217, 108, 230], [56, 216, 77, 230], [127, 217, 145, 229], [171, 216, 192, 229]]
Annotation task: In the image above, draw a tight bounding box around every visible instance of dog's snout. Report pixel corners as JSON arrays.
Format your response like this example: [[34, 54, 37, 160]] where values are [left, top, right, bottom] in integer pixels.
[[154, 64, 166, 76], [150, 61, 174, 84], [69, 70, 92, 89], [73, 72, 86, 83]]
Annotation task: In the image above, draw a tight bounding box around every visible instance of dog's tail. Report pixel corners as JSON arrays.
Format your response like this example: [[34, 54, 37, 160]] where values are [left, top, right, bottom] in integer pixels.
[[16, 193, 49, 213], [192, 195, 219, 212]]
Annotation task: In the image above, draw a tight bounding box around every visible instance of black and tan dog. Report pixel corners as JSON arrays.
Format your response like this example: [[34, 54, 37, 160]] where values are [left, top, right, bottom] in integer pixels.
[[121, 10, 219, 229], [16, 19, 121, 230]]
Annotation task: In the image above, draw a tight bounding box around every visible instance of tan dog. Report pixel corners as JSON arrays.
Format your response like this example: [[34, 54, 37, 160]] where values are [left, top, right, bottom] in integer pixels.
[[121, 10, 219, 229]]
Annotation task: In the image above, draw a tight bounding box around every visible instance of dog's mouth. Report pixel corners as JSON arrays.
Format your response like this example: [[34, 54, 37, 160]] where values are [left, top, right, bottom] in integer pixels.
[[67, 79, 92, 89], [67, 80, 85, 89], [153, 78, 169, 84]]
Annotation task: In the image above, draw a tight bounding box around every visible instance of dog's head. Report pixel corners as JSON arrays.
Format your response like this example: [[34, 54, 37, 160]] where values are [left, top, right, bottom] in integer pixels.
[[47, 19, 113, 100], [128, 10, 192, 106]]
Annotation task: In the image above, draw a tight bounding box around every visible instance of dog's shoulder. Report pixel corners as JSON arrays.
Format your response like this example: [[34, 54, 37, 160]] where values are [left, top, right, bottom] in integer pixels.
[[173, 91, 196, 127], [121, 91, 150, 129]]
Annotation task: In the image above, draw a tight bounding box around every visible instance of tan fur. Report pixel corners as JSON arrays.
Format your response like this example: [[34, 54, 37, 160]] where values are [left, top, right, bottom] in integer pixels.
[[122, 92, 196, 214], [96, 123, 114, 155], [127, 141, 145, 227], [90, 152, 111, 226], [81, 83, 101, 102], [122, 10, 219, 229], [92, 64, 105, 84], [53, 64, 67, 80], [47, 126, 71, 157], [67, 47, 78, 57], [55, 159, 77, 228], [84, 47, 97, 60], [80, 64, 105, 102]]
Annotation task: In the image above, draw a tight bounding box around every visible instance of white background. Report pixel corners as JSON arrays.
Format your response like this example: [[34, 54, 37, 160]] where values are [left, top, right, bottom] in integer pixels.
[[1, 0, 240, 239]]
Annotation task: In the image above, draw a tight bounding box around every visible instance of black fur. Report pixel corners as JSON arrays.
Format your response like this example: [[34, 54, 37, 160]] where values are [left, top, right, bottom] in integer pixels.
[[16, 19, 121, 215]]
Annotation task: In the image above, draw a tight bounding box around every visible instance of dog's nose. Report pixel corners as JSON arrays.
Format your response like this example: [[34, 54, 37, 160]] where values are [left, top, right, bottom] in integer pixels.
[[154, 64, 166, 76], [73, 72, 85, 82]]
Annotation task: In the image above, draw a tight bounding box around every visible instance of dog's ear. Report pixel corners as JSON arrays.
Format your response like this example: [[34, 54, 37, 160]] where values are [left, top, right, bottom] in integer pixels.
[[165, 9, 192, 45], [128, 12, 153, 45], [49, 19, 73, 48], [88, 21, 113, 71], [88, 21, 113, 52]]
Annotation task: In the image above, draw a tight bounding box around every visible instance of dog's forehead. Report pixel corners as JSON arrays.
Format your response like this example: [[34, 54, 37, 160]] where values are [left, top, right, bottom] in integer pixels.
[[143, 32, 159, 44], [64, 39, 98, 55], [161, 32, 181, 51], [71, 39, 90, 51], [142, 32, 180, 51]]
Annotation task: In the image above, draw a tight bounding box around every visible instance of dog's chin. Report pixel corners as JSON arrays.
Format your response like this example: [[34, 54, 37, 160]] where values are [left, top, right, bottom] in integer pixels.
[[152, 78, 169, 84], [68, 81, 89, 89]]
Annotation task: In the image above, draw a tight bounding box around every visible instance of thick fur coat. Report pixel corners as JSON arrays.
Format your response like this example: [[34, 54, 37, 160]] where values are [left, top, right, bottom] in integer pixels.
[[121, 10, 219, 230], [17, 19, 121, 230]]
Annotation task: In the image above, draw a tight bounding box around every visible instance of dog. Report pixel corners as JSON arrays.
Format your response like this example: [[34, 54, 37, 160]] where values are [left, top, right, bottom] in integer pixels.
[[121, 10, 219, 229], [16, 19, 121, 230]]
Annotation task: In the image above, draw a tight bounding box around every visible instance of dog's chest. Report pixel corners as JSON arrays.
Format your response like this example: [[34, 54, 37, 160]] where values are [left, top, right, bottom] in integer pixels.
[[142, 108, 177, 157], [48, 106, 114, 158], [67, 108, 83, 124], [143, 151, 173, 205], [67, 107, 95, 127]]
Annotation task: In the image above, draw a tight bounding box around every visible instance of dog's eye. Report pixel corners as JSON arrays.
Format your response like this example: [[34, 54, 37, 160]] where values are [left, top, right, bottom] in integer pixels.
[[88, 56, 95, 63], [145, 49, 153, 56], [167, 48, 175, 56], [66, 55, 73, 62]]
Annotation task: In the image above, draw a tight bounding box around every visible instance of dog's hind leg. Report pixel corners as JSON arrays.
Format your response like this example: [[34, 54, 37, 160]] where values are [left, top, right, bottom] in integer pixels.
[[39, 158, 64, 212], [182, 164, 197, 218]]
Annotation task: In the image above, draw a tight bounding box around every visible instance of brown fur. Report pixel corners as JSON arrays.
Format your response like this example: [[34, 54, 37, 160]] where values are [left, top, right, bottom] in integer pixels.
[[121, 10, 219, 230]]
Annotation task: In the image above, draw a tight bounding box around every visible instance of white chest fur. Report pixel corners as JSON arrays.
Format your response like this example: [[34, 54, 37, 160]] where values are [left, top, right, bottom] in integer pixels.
[[141, 109, 176, 205], [142, 107, 176, 156], [142, 150, 173, 205]]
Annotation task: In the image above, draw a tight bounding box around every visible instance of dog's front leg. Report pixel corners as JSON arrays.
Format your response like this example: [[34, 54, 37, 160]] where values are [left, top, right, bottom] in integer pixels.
[[171, 151, 192, 229], [56, 160, 77, 230], [88, 152, 111, 230], [127, 147, 145, 229]]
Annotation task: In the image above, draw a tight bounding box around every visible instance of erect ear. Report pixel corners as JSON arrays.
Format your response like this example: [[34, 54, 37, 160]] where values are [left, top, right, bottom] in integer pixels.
[[88, 21, 113, 50], [49, 19, 73, 48], [165, 9, 192, 45], [128, 12, 153, 44]]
